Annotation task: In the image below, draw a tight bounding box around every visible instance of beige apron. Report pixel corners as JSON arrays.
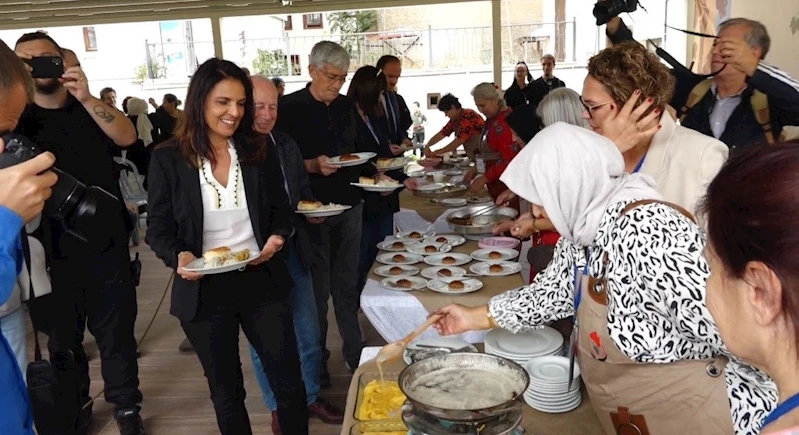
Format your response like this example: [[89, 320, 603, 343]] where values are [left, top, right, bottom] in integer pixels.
[[575, 200, 735, 435]]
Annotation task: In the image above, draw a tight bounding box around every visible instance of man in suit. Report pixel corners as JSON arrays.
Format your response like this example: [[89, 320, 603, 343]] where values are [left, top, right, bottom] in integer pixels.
[[376, 55, 413, 149], [249, 75, 343, 434]]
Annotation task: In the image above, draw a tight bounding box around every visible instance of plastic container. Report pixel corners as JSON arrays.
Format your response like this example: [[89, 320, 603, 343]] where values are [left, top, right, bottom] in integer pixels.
[[349, 420, 408, 434], [478, 237, 521, 250]]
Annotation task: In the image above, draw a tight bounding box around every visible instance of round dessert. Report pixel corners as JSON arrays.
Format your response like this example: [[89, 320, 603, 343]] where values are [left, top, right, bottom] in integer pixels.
[[424, 245, 438, 253], [392, 254, 407, 263], [297, 200, 322, 211], [442, 256, 457, 265], [448, 280, 465, 290], [339, 153, 360, 162], [409, 231, 423, 239], [389, 266, 404, 275], [391, 242, 405, 249], [396, 279, 413, 288], [489, 264, 504, 273], [488, 251, 503, 259], [436, 237, 448, 243], [438, 268, 452, 277]]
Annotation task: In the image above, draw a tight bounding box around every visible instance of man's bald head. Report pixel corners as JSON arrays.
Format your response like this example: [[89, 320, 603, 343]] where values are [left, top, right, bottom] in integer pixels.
[[251, 75, 279, 135]]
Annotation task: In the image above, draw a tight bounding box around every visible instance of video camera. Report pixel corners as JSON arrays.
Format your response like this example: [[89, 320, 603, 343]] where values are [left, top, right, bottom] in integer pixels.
[[594, 0, 639, 26], [0, 133, 121, 247]]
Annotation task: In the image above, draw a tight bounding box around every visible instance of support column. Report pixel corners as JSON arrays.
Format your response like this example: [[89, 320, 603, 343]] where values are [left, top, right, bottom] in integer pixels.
[[492, 0, 502, 85], [211, 16, 224, 59]]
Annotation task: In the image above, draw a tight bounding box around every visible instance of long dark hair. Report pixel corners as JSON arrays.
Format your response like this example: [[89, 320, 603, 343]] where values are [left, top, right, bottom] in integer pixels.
[[347, 65, 386, 117], [699, 143, 799, 344], [173, 58, 263, 166], [515, 61, 533, 84]]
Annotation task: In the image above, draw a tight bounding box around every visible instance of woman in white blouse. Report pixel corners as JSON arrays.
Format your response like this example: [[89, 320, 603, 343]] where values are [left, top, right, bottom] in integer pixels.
[[433, 123, 776, 435], [146, 58, 308, 434]]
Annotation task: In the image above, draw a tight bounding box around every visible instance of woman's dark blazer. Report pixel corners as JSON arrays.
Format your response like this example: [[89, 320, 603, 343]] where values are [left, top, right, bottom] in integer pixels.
[[145, 139, 294, 323]]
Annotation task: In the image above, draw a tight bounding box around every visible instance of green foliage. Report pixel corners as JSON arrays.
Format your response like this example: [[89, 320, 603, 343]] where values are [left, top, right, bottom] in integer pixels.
[[792, 16, 799, 35], [133, 55, 165, 83], [327, 10, 377, 68], [252, 48, 289, 76]]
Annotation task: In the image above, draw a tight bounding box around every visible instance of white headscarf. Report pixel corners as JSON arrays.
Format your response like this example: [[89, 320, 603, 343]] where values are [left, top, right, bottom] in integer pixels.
[[500, 122, 661, 247], [126, 97, 154, 147]]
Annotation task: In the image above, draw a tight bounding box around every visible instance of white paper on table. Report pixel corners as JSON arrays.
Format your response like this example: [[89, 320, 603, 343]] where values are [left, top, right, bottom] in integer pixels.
[[360, 278, 487, 344], [393, 210, 433, 233], [359, 346, 381, 367]]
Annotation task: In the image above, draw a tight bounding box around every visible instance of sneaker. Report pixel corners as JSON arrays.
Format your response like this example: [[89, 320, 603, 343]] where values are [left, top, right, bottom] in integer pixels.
[[116, 407, 145, 435]]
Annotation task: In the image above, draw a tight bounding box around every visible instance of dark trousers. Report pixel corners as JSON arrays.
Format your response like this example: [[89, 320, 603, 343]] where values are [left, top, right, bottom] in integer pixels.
[[358, 212, 395, 291], [32, 244, 141, 430], [181, 268, 308, 435], [305, 203, 364, 370]]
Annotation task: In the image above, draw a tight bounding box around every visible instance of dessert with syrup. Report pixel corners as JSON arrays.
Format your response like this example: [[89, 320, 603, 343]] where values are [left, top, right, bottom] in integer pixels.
[[438, 268, 452, 277], [392, 254, 406, 263], [488, 251, 503, 259], [442, 256, 457, 265], [396, 279, 413, 289], [436, 237, 448, 243], [489, 264, 504, 273], [339, 153, 360, 162], [376, 157, 396, 169], [448, 280, 465, 291], [202, 247, 250, 268], [424, 245, 438, 253], [389, 266, 403, 275], [409, 231, 423, 239], [297, 200, 323, 211], [391, 241, 405, 249], [359, 176, 376, 185]]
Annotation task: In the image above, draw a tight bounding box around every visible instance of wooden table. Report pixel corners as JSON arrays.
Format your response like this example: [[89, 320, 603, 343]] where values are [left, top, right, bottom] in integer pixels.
[[342, 347, 604, 435]]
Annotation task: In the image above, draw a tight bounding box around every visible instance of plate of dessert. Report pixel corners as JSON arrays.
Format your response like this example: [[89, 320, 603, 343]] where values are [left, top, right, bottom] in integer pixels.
[[374, 265, 420, 277], [374, 157, 409, 171], [182, 247, 256, 274], [423, 253, 473, 267], [406, 242, 453, 256], [470, 261, 522, 277], [420, 266, 468, 280], [376, 252, 424, 265], [295, 201, 352, 217], [328, 152, 377, 167], [381, 276, 428, 291], [470, 248, 520, 263], [397, 230, 434, 240], [423, 234, 466, 247], [351, 176, 404, 192], [426, 277, 483, 294], [376, 239, 418, 252]]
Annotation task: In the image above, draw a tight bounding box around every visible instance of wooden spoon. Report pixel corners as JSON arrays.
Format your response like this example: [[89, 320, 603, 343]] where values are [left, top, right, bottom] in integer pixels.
[[376, 314, 443, 365]]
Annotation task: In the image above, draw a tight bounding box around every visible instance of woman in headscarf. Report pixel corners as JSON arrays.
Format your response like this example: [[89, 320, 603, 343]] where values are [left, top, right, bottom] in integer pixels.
[[504, 61, 534, 109], [433, 122, 776, 435]]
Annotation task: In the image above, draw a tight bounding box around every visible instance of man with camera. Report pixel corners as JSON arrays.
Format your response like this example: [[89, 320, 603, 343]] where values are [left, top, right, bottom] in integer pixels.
[[13, 32, 144, 435], [0, 37, 58, 435]]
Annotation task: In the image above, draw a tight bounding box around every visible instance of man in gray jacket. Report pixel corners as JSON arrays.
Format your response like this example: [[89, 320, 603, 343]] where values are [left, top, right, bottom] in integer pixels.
[[249, 75, 343, 434]]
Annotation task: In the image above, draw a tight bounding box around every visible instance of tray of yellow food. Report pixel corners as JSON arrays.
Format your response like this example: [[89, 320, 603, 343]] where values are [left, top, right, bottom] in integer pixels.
[[355, 371, 407, 424], [182, 247, 255, 274], [349, 420, 407, 435]]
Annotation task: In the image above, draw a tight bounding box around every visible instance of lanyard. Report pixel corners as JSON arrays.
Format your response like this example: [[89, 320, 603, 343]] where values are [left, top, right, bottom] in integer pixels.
[[762, 392, 799, 428], [632, 154, 646, 174], [573, 250, 590, 325], [364, 117, 380, 145]]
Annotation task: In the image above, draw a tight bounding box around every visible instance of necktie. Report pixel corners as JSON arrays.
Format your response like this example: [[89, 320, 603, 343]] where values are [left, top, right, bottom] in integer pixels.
[[386, 92, 398, 140]]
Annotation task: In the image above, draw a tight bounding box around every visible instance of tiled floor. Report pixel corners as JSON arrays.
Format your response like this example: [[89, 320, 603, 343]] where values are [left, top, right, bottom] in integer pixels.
[[26, 233, 385, 434]]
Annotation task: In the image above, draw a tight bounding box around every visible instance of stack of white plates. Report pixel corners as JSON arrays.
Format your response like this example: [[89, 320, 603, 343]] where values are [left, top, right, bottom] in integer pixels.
[[523, 356, 582, 413], [484, 327, 564, 365]]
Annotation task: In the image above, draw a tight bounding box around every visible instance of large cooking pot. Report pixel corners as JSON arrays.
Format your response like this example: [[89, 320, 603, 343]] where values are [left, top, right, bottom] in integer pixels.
[[446, 205, 518, 235], [398, 353, 530, 422]]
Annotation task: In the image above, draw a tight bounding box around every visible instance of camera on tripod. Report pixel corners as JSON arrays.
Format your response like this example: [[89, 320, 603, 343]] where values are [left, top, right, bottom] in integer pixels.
[[0, 133, 121, 247], [594, 0, 639, 25]]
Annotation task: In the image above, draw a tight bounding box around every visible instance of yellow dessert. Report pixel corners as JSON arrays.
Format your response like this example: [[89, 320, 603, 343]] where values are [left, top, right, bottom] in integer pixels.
[[358, 380, 407, 421], [363, 432, 407, 435]]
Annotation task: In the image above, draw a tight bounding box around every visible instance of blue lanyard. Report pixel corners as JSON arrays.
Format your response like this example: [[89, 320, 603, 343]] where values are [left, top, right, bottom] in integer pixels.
[[364, 118, 380, 145], [763, 392, 799, 428], [573, 251, 590, 323], [632, 154, 646, 174]]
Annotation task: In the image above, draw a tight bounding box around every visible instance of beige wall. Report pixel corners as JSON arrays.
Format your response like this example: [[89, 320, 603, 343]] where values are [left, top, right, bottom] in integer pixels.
[[377, 0, 543, 30], [732, 0, 799, 76]]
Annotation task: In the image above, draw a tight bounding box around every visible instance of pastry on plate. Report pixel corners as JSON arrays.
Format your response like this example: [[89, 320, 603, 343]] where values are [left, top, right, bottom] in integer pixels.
[[389, 266, 404, 275], [396, 279, 413, 288], [391, 241, 405, 249], [359, 176, 376, 185], [408, 231, 423, 239], [488, 251, 503, 259], [297, 200, 322, 211], [436, 237, 448, 243], [448, 280, 465, 291], [376, 157, 394, 168], [438, 268, 452, 277], [203, 246, 249, 267], [442, 256, 456, 265], [392, 254, 406, 263], [424, 245, 438, 253], [489, 264, 504, 273], [340, 153, 360, 162]]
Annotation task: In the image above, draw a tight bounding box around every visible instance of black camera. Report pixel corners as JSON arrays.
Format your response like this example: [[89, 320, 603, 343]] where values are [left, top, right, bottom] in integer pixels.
[[593, 0, 638, 25], [0, 133, 120, 246]]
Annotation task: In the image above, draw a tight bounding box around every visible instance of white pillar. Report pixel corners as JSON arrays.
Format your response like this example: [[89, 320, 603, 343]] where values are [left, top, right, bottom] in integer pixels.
[[211, 16, 224, 59], [492, 0, 502, 85]]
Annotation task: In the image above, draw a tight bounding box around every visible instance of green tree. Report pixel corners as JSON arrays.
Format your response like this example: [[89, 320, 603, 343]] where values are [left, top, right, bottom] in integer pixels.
[[327, 10, 377, 68], [252, 48, 289, 76]]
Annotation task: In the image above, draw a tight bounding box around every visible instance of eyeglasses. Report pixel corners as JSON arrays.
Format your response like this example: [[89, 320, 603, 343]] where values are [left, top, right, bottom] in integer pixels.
[[580, 96, 614, 118], [317, 67, 347, 84]]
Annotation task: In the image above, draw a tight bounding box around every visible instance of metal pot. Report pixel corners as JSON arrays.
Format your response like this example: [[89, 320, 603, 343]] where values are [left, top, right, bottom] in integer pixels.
[[446, 206, 518, 235], [398, 353, 530, 422], [413, 183, 468, 199]]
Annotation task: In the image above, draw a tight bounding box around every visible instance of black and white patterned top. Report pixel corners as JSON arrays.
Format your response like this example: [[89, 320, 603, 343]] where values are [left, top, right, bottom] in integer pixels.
[[488, 200, 777, 435]]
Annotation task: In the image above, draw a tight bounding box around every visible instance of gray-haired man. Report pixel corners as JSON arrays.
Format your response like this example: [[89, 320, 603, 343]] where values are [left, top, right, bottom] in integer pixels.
[[275, 41, 377, 381]]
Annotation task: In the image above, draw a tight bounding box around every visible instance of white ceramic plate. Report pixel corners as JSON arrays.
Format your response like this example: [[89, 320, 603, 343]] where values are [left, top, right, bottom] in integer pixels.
[[350, 182, 403, 192], [424, 253, 473, 267], [427, 278, 483, 294], [416, 183, 445, 192], [375, 158, 409, 171], [376, 252, 424, 265], [470, 261, 522, 277], [420, 266, 468, 280], [440, 198, 467, 207], [471, 248, 520, 263], [467, 196, 493, 204], [423, 234, 466, 247], [397, 230, 434, 241], [402, 337, 478, 365], [485, 327, 564, 357], [443, 169, 466, 176], [406, 242, 453, 256], [374, 265, 420, 278], [526, 356, 581, 383], [295, 205, 352, 217], [376, 240, 419, 252], [328, 152, 377, 167], [381, 276, 428, 291], [183, 251, 258, 274]]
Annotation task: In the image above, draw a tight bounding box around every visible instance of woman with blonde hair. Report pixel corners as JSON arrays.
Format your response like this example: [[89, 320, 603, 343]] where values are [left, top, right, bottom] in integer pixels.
[[464, 82, 522, 210]]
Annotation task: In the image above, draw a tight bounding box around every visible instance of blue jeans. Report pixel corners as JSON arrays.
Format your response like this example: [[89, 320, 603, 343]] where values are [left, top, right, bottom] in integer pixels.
[[1, 308, 27, 379], [249, 246, 321, 410], [358, 213, 395, 289]]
